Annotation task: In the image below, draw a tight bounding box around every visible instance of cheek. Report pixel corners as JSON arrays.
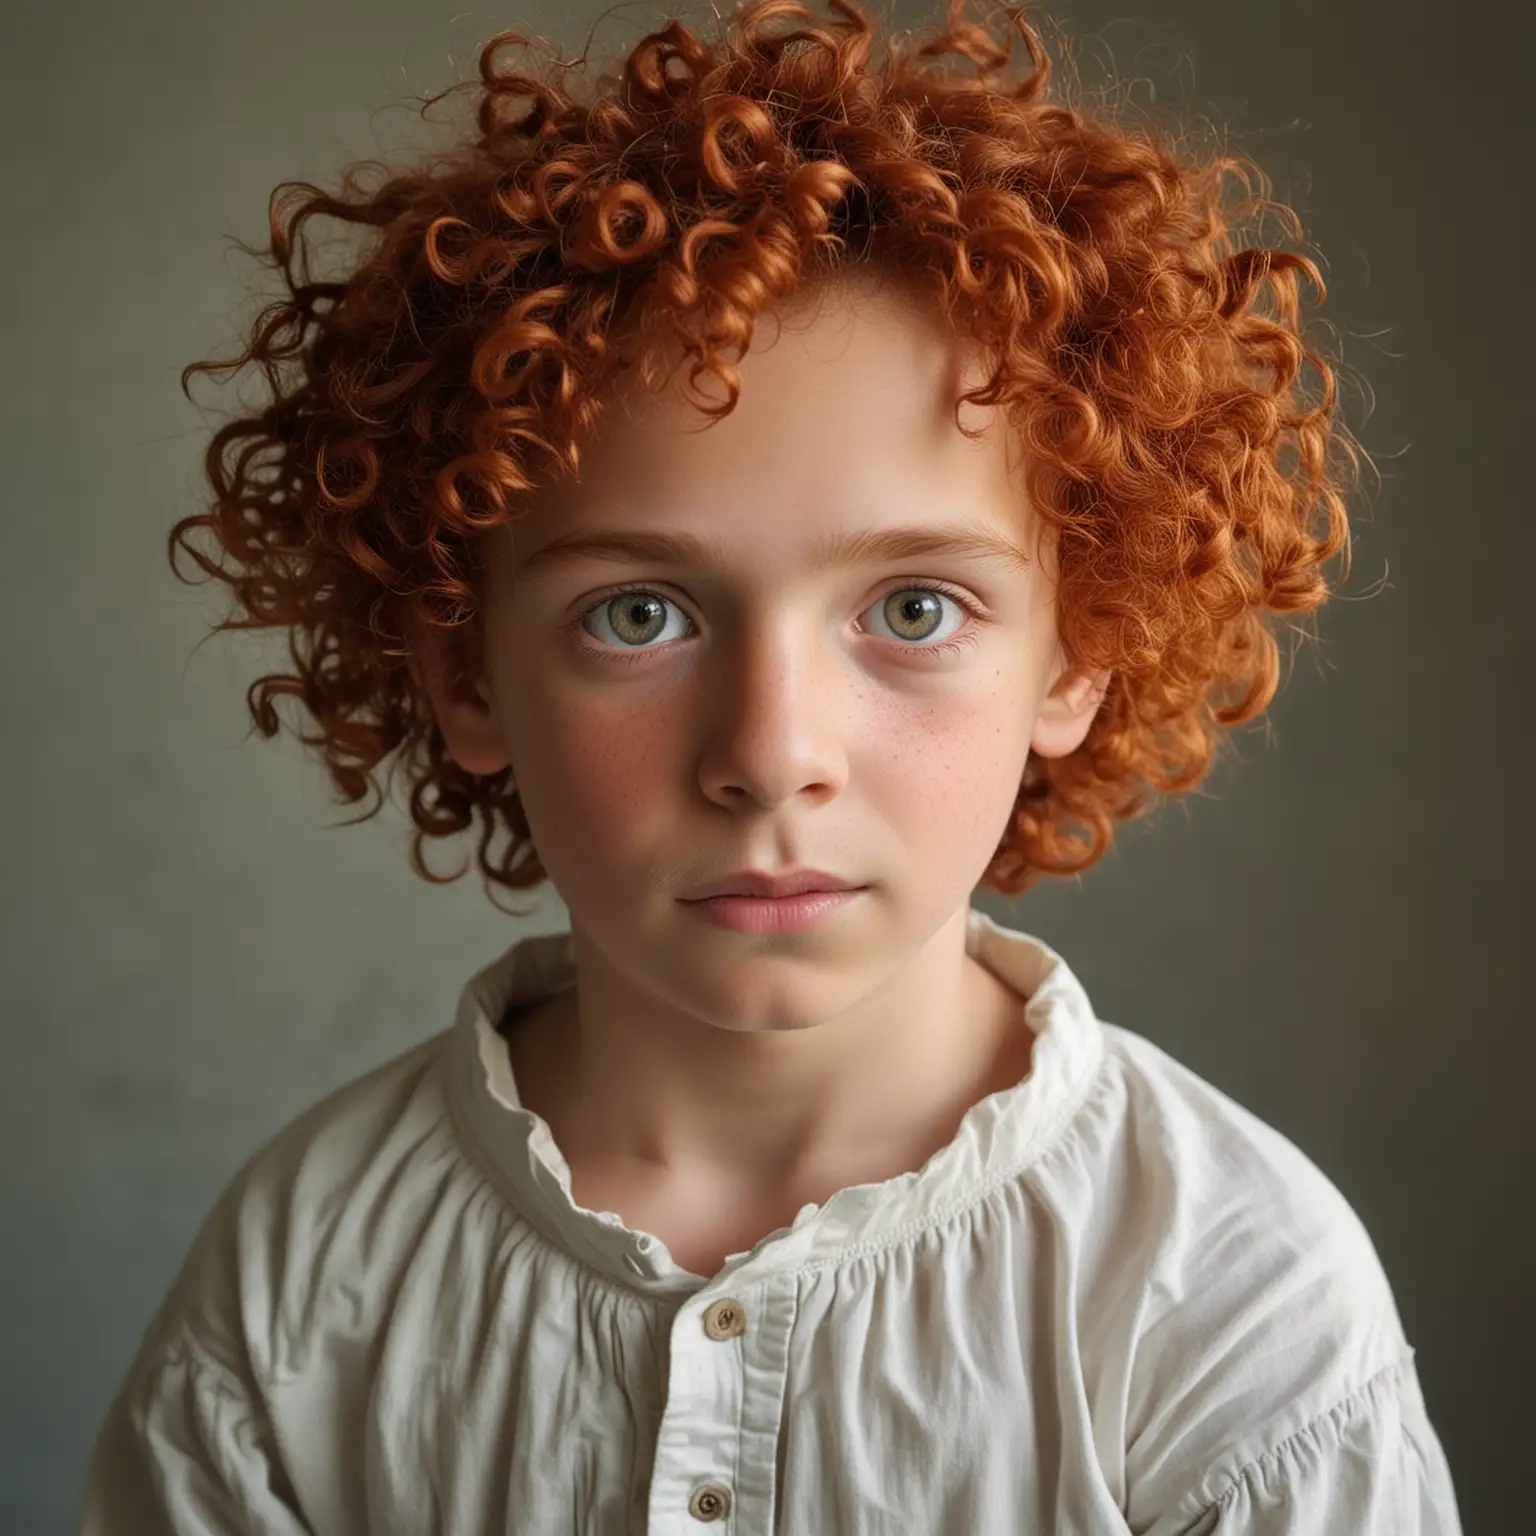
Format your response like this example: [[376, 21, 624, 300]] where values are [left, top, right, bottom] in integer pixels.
[[865, 687, 1033, 850], [514, 695, 679, 874]]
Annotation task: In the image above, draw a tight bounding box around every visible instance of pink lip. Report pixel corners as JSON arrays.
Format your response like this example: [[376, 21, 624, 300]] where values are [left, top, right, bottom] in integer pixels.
[[682, 867, 861, 901], [682, 889, 866, 935]]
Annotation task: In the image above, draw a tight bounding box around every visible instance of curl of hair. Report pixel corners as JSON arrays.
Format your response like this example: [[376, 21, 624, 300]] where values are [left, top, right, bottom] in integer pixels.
[[172, 0, 1368, 913]]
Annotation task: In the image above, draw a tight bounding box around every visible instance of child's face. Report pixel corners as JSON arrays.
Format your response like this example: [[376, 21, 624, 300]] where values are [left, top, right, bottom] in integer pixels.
[[424, 274, 1105, 1024]]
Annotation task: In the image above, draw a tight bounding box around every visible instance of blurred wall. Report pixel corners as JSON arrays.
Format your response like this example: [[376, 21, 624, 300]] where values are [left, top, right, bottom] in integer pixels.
[[1, 0, 1527, 1529]]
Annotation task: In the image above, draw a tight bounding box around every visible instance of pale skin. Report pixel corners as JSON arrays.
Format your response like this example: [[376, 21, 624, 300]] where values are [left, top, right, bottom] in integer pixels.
[[412, 271, 1110, 1277]]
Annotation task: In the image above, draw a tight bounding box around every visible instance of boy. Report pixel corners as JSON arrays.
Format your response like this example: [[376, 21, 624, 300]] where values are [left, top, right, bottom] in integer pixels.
[[82, 2, 1463, 1530]]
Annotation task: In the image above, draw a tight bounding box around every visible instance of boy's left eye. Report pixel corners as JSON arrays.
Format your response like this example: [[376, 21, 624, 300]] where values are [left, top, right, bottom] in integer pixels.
[[565, 581, 986, 664]]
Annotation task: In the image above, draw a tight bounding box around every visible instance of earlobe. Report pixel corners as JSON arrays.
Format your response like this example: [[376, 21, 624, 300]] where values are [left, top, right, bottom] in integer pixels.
[[406, 612, 511, 777], [1030, 665, 1111, 760]]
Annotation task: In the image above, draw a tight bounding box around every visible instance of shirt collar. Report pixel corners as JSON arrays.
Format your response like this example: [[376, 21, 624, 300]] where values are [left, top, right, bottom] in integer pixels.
[[444, 906, 1107, 1293]]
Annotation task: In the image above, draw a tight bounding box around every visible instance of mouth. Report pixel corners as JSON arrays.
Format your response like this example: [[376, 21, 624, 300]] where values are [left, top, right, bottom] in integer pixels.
[[680, 886, 867, 932], [680, 869, 866, 902]]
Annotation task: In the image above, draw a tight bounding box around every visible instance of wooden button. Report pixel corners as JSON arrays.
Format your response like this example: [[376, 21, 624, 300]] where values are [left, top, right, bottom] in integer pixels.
[[702, 1297, 748, 1339], [688, 1483, 732, 1521]]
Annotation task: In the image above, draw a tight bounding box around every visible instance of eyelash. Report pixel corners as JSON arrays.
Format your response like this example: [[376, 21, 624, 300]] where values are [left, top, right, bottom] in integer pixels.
[[564, 579, 987, 668]]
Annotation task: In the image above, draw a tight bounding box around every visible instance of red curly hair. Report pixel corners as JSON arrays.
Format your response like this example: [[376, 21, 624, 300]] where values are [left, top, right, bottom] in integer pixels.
[[171, 0, 1366, 910]]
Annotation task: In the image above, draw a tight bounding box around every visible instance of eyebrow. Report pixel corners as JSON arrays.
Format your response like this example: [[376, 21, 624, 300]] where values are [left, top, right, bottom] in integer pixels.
[[508, 522, 1035, 587]]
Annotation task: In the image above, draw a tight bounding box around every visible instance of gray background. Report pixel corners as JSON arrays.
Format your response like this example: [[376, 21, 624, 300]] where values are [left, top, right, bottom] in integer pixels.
[[3, 0, 1527, 1530]]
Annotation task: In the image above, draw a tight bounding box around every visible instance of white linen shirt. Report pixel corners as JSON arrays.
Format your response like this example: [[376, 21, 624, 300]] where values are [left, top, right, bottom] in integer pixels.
[[79, 907, 1464, 1535]]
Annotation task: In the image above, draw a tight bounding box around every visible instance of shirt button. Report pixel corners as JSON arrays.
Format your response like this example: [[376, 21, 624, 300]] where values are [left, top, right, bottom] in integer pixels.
[[702, 1298, 748, 1340], [623, 1234, 659, 1276], [688, 1483, 733, 1521]]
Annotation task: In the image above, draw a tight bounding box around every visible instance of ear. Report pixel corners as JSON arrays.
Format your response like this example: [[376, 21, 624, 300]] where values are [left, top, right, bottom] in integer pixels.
[[1030, 659, 1112, 760], [405, 611, 511, 777]]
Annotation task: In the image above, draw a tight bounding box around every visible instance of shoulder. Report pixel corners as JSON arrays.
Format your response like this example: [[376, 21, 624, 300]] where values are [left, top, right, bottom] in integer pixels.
[[1062, 1023, 1419, 1524], [1094, 1022, 1402, 1318], [1044, 1018, 1399, 1287], [164, 1028, 467, 1377], [1093, 1021, 1391, 1256]]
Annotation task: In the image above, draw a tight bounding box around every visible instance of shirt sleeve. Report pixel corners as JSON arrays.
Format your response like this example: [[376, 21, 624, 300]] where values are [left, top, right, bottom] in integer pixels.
[[78, 1307, 313, 1536], [1158, 1355, 1464, 1536]]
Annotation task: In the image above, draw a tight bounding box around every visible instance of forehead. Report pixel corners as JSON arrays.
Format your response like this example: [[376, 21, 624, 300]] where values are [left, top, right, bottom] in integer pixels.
[[491, 275, 1037, 583], [608, 269, 999, 453]]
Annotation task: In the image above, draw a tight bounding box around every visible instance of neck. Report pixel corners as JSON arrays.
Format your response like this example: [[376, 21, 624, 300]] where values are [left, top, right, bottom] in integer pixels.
[[504, 907, 1034, 1201]]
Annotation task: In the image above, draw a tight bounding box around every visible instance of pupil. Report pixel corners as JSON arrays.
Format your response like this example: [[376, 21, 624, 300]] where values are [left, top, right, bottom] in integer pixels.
[[615, 595, 662, 640], [895, 591, 937, 632]]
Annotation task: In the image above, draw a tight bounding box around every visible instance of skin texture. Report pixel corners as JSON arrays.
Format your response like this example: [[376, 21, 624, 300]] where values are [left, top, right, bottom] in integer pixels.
[[412, 274, 1109, 1262]]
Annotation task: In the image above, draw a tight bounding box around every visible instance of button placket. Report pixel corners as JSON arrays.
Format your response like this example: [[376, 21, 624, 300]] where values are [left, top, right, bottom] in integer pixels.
[[669, 1299, 747, 1522], [646, 1285, 763, 1528]]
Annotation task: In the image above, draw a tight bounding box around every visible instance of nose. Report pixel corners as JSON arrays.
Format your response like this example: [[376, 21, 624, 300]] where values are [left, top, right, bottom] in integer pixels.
[[695, 621, 852, 811]]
